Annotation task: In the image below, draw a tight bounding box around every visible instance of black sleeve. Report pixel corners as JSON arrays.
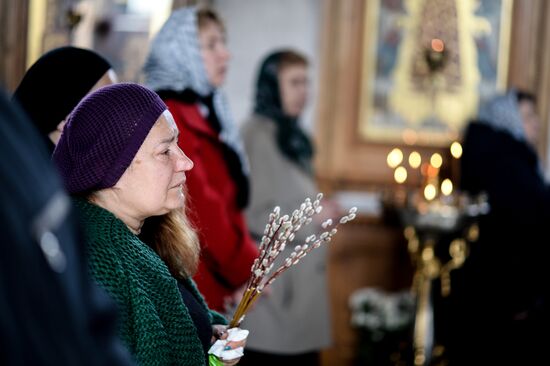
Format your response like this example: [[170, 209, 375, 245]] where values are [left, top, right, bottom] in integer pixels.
[[0, 89, 135, 366]]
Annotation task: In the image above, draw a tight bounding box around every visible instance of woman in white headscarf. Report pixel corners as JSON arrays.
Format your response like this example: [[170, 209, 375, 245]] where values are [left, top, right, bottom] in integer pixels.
[[143, 6, 258, 312]]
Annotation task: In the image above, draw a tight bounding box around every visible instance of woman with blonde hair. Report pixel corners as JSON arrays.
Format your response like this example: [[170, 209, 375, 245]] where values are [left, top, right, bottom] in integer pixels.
[[53, 82, 244, 366]]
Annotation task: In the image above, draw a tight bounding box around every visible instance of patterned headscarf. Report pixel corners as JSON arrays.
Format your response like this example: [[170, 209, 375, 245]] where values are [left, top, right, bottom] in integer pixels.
[[143, 6, 249, 175], [477, 88, 525, 142]]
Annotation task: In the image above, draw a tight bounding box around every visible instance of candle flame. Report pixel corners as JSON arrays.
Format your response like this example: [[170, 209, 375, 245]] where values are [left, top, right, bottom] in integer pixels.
[[441, 179, 453, 196], [450, 141, 463, 159], [409, 151, 421, 168], [387, 148, 403, 168], [430, 153, 443, 169], [394, 166, 407, 184], [424, 184, 437, 201]]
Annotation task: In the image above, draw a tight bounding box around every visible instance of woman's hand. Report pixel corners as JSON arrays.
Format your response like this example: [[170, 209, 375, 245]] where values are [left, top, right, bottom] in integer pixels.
[[211, 324, 228, 343], [210, 326, 248, 366]]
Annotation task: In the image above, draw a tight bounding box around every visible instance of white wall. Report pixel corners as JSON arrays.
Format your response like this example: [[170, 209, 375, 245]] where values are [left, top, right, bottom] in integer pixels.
[[214, 0, 323, 131]]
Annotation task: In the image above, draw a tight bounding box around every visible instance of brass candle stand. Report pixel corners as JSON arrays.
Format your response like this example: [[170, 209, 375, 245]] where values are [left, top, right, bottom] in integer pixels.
[[384, 113, 484, 365], [398, 192, 489, 366]]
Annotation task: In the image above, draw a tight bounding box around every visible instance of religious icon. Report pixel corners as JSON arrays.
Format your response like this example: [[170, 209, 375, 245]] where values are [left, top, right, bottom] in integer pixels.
[[358, 0, 513, 146]]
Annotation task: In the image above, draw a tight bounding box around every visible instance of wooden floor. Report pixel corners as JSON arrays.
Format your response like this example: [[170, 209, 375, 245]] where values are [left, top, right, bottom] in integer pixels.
[[321, 214, 413, 366]]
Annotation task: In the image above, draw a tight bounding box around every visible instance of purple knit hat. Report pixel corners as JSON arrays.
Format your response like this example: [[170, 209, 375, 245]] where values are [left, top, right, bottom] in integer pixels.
[[53, 82, 167, 194]]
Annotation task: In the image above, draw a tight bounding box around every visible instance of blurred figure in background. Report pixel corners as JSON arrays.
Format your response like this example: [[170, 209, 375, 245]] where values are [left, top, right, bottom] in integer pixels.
[[12, 46, 117, 151], [447, 88, 550, 364], [143, 6, 258, 312], [0, 89, 133, 365], [239, 50, 333, 366]]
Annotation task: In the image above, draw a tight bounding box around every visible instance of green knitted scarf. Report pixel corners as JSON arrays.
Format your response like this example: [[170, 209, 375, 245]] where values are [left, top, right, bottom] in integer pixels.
[[75, 199, 226, 366]]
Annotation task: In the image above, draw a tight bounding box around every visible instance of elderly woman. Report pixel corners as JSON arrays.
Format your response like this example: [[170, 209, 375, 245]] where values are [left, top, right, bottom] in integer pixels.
[[52, 83, 244, 366], [13, 46, 117, 151], [143, 6, 258, 311]]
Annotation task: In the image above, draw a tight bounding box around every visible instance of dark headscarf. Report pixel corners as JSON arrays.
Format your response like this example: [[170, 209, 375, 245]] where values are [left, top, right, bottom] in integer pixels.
[[254, 51, 314, 174], [12, 46, 112, 151]]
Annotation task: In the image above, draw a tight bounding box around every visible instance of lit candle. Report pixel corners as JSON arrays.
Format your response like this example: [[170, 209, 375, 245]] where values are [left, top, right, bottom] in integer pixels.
[[450, 141, 463, 159], [430, 153, 443, 169], [409, 151, 421, 168], [424, 183, 437, 201], [394, 166, 407, 184], [387, 148, 403, 168], [441, 179, 453, 196]]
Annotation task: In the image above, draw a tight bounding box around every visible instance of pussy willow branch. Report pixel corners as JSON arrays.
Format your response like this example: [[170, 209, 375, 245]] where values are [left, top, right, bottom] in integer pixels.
[[229, 193, 357, 328]]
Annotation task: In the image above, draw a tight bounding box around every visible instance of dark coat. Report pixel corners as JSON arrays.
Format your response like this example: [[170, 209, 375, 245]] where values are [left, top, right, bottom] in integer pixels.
[[443, 122, 550, 364], [0, 90, 133, 365]]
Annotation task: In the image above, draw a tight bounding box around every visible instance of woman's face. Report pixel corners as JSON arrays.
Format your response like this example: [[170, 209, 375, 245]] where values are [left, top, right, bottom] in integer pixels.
[[199, 21, 230, 87], [279, 64, 308, 118], [519, 99, 540, 147], [113, 110, 194, 218], [49, 69, 118, 145]]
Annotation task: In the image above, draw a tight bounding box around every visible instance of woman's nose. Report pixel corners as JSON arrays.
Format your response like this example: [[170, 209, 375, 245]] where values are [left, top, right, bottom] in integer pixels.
[[175, 149, 194, 171], [220, 44, 230, 61]]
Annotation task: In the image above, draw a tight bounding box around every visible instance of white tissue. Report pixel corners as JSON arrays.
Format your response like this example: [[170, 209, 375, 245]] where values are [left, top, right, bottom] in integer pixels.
[[208, 328, 249, 361]]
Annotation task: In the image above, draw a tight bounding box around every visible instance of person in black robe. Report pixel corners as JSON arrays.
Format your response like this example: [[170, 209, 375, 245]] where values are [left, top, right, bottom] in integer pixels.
[[12, 46, 116, 152], [0, 88, 134, 366], [442, 89, 550, 365]]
